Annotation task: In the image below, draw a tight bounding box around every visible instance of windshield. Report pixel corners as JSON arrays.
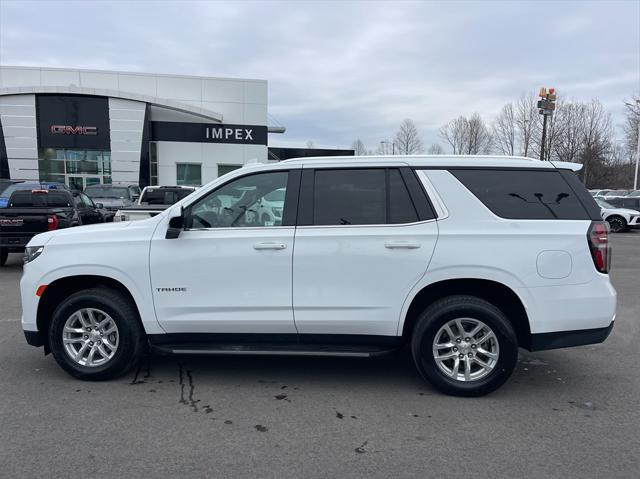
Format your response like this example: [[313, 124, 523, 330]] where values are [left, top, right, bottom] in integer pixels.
[[85, 186, 130, 199], [596, 198, 614, 209], [264, 188, 286, 202], [1, 183, 45, 198]]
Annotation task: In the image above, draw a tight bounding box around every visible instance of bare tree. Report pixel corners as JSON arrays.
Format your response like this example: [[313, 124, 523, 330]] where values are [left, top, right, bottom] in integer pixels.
[[427, 143, 444, 154], [579, 100, 613, 185], [440, 116, 469, 154], [466, 113, 493, 154], [440, 113, 492, 155], [306, 140, 315, 149], [514, 94, 538, 158], [492, 103, 517, 155], [551, 101, 584, 164], [394, 119, 424, 155], [351, 138, 368, 156], [623, 96, 640, 155]]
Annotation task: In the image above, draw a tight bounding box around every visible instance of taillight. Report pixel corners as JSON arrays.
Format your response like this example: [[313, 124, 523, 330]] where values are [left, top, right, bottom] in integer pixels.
[[587, 221, 611, 273], [47, 215, 59, 231]]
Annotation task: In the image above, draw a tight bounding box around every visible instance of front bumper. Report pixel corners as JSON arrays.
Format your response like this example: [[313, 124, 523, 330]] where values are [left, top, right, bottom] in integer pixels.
[[24, 330, 45, 347], [529, 321, 614, 351]]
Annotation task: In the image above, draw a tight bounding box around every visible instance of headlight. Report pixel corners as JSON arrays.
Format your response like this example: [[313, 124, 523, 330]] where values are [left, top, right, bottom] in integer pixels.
[[24, 245, 44, 264]]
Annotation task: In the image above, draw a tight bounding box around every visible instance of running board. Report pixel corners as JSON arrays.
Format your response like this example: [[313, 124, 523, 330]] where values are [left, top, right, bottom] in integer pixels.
[[150, 342, 396, 358]]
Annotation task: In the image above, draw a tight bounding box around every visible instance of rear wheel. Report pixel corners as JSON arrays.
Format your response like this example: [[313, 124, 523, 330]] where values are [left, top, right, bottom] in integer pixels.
[[0, 248, 7, 267], [48, 288, 145, 380], [606, 215, 627, 233], [411, 295, 518, 397]]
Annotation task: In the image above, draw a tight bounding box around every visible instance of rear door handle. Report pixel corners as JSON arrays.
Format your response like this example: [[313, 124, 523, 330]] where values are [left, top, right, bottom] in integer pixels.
[[385, 241, 421, 249], [253, 243, 287, 250]]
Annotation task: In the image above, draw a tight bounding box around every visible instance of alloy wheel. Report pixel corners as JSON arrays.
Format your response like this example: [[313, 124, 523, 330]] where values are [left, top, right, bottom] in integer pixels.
[[432, 318, 500, 382], [62, 308, 119, 367]]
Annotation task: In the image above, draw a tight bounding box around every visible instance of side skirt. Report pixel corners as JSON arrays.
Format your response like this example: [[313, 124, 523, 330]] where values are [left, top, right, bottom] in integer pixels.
[[147, 333, 404, 358]]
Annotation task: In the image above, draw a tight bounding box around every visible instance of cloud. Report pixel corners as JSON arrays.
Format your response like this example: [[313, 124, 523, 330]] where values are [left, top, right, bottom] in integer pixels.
[[0, 0, 637, 150]]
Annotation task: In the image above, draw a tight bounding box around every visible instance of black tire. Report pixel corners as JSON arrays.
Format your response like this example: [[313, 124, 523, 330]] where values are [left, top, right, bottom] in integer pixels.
[[606, 215, 627, 233], [0, 248, 7, 267], [411, 295, 518, 397], [48, 287, 146, 380]]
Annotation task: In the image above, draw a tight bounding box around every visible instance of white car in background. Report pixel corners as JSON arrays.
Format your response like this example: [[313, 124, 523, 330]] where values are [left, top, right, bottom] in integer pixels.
[[114, 186, 196, 222], [595, 197, 640, 233], [257, 187, 285, 225]]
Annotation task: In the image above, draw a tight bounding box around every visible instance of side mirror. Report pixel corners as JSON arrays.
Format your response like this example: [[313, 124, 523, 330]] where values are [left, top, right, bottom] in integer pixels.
[[95, 203, 104, 209], [166, 212, 184, 239]]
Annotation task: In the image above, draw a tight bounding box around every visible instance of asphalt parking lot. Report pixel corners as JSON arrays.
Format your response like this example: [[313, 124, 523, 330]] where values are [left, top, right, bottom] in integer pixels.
[[1, 233, 639, 478]]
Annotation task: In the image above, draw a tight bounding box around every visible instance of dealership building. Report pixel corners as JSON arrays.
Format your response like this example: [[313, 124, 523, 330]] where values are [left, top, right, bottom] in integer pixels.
[[0, 66, 275, 190]]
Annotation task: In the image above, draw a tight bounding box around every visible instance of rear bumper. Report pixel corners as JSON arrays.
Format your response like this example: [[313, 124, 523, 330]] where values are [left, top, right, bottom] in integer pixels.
[[0, 237, 30, 249], [529, 321, 614, 351]]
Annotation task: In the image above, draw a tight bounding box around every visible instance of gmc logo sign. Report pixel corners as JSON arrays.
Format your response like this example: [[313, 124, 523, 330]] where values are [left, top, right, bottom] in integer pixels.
[[51, 125, 97, 135]]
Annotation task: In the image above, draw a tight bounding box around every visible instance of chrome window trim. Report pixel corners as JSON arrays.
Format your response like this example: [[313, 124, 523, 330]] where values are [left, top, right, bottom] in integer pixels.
[[295, 218, 437, 230]]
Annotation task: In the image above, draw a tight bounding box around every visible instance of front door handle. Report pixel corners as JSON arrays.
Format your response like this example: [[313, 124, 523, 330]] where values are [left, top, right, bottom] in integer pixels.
[[385, 241, 421, 249], [253, 243, 287, 250]]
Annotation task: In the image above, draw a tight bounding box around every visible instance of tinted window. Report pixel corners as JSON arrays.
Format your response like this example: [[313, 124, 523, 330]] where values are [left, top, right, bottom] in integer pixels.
[[141, 188, 194, 205], [188, 172, 288, 228], [9, 191, 71, 207], [389, 169, 419, 224], [451, 169, 590, 220], [313, 169, 386, 225]]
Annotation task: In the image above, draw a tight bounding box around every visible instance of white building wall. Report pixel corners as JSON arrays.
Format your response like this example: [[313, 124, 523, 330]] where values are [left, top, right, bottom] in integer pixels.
[[0, 66, 268, 130], [0, 94, 38, 180], [0, 66, 270, 184], [108, 98, 146, 184]]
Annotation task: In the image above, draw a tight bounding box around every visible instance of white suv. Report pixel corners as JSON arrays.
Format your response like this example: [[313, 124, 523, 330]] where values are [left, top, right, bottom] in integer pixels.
[[20, 156, 616, 396]]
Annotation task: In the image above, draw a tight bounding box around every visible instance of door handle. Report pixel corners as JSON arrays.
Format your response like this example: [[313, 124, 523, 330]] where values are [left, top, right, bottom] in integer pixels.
[[253, 243, 287, 250], [384, 241, 421, 249]]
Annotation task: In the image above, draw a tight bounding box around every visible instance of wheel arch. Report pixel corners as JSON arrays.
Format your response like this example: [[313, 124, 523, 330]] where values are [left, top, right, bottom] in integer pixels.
[[400, 278, 532, 349], [37, 275, 146, 350]]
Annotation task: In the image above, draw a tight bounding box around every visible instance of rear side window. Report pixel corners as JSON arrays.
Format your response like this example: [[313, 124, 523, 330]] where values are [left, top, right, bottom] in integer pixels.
[[451, 169, 590, 220], [314, 169, 386, 225], [389, 169, 419, 224], [303, 168, 426, 226]]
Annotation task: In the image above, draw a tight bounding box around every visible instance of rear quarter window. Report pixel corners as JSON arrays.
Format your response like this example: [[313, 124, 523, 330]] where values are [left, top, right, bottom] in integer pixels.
[[450, 169, 591, 220]]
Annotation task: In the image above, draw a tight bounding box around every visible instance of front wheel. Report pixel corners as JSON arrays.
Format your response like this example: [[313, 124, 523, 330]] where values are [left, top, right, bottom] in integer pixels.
[[48, 288, 146, 380], [411, 295, 518, 397], [0, 248, 7, 267]]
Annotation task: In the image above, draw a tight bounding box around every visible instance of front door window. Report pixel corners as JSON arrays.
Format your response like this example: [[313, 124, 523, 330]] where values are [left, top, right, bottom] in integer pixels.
[[187, 172, 288, 228]]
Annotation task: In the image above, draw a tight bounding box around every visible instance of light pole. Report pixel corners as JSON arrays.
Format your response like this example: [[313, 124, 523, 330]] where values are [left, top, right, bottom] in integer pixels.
[[625, 100, 640, 190], [380, 140, 396, 155], [538, 87, 557, 161]]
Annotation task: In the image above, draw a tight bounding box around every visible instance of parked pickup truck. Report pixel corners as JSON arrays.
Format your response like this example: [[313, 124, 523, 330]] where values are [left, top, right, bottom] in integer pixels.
[[0, 189, 104, 266], [114, 186, 196, 222]]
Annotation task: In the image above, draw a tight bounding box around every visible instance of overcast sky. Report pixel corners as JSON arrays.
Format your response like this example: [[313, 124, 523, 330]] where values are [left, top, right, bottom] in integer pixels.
[[0, 0, 638, 150]]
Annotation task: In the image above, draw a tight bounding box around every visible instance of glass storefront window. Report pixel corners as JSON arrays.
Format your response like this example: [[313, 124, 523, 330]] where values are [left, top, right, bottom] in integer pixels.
[[217, 164, 242, 177], [38, 148, 112, 188], [176, 163, 202, 186]]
